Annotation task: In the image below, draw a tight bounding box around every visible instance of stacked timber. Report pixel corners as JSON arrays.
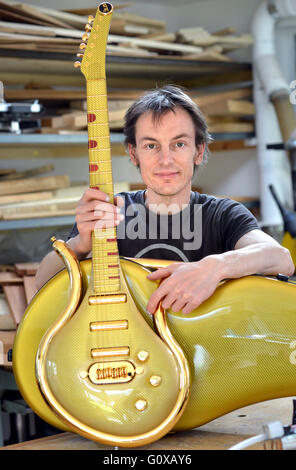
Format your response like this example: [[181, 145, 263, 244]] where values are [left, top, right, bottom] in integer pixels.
[[0, 163, 79, 220], [37, 84, 255, 138], [0, 261, 39, 365], [0, 165, 132, 220], [0, 2, 254, 140], [0, 1, 252, 59]]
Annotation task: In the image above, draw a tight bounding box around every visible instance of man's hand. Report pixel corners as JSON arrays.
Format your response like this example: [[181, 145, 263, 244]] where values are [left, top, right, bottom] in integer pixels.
[[146, 256, 222, 315], [74, 188, 124, 255]]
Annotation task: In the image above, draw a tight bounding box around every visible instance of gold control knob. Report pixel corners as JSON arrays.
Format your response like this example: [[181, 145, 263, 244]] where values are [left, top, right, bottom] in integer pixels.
[[85, 23, 92, 32], [135, 399, 147, 411], [74, 61, 81, 68], [150, 375, 162, 387], [50, 236, 56, 242], [135, 366, 144, 375], [82, 32, 89, 42], [137, 350, 149, 362], [79, 43, 87, 50], [88, 15, 95, 24]]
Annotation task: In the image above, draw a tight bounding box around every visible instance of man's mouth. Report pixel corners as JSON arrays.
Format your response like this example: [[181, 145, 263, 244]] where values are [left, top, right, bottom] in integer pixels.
[[154, 171, 179, 178]]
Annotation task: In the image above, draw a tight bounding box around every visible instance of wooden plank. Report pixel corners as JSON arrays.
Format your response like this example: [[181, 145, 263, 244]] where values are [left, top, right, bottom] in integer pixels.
[[0, 174, 70, 196], [23, 275, 37, 303], [0, 429, 263, 451], [192, 87, 252, 107], [2, 1, 74, 29], [1, 209, 75, 219], [0, 169, 16, 176], [0, 272, 22, 284], [0, 31, 80, 45], [0, 164, 54, 180], [138, 32, 176, 42], [208, 121, 254, 133], [182, 50, 233, 62], [113, 12, 166, 30], [36, 5, 87, 29], [4, 88, 86, 101], [192, 34, 253, 48], [15, 262, 40, 276], [0, 20, 56, 36], [200, 99, 255, 116], [212, 27, 237, 36], [209, 139, 256, 152], [0, 191, 53, 205], [2, 284, 27, 325], [0, 196, 79, 218], [108, 34, 203, 54], [0, 6, 53, 27]]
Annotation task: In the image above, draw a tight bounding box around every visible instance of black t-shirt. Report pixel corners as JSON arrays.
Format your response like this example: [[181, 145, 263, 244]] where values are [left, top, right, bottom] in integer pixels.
[[67, 190, 259, 262]]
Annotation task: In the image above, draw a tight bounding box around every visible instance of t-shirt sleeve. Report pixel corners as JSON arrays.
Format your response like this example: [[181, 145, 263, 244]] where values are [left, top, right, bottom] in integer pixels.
[[216, 199, 260, 252]]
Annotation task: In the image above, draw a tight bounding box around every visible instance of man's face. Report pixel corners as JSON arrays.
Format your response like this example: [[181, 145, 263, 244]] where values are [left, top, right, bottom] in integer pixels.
[[128, 107, 204, 198]]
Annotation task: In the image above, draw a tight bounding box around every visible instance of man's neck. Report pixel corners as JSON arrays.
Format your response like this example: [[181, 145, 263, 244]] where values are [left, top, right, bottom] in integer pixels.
[[144, 186, 192, 214]]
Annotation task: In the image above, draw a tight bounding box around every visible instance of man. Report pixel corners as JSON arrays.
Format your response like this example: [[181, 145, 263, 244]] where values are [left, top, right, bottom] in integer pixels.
[[35, 85, 294, 315]]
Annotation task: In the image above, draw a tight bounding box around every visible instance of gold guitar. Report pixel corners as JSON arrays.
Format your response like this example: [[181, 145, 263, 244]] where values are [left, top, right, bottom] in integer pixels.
[[13, 2, 296, 448], [14, 3, 190, 448]]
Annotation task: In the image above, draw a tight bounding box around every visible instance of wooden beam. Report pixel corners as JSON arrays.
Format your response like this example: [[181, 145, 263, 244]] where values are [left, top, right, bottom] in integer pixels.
[[0, 174, 70, 196], [201, 99, 255, 116]]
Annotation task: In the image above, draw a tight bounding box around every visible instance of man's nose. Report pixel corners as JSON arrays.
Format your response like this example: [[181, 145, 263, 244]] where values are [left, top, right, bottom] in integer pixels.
[[159, 146, 174, 165]]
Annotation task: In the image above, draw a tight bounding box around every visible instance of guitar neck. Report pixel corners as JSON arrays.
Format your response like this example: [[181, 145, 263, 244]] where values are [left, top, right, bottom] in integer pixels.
[[87, 78, 120, 294]]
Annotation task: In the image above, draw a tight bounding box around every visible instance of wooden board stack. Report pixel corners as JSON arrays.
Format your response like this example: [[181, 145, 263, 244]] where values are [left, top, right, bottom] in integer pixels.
[[0, 1, 252, 59], [0, 262, 39, 366], [0, 164, 81, 220], [0, 1, 255, 141], [38, 84, 255, 138]]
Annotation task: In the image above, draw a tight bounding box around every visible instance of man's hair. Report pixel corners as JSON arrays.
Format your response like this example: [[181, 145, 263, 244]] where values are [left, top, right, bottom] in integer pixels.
[[123, 84, 213, 165]]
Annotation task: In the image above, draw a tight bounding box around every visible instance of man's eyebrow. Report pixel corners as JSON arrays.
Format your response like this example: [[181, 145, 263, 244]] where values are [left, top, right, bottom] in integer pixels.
[[173, 133, 192, 140], [139, 133, 192, 143], [139, 136, 158, 143]]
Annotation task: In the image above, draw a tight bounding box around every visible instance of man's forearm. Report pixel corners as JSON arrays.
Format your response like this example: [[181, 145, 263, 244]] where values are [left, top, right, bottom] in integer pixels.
[[35, 236, 90, 291], [215, 243, 294, 282]]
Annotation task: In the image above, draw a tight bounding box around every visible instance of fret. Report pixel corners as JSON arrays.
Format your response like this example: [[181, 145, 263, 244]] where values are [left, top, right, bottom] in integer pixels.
[[87, 77, 121, 295]]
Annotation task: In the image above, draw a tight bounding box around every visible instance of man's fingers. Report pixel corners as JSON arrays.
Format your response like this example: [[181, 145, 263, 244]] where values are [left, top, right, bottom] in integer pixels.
[[115, 195, 125, 208], [147, 266, 173, 280], [83, 187, 110, 202]]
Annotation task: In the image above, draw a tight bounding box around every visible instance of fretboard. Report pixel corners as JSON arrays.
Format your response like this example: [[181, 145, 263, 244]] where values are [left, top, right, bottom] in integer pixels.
[[87, 78, 120, 294]]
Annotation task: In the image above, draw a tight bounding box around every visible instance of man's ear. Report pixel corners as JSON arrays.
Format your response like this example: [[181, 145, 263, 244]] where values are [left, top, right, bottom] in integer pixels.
[[194, 143, 206, 166], [128, 143, 138, 167]]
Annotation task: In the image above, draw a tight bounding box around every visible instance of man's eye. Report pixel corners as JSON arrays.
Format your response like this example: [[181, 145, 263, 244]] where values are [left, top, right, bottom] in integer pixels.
[[147, 143, 155, 150], [176, 142, 184, 148]]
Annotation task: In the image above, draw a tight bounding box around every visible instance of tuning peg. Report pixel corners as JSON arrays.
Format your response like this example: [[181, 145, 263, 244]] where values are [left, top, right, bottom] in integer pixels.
[[88, 15, 94, 24], [77, 52, 84, 58], [74, 61, 81, 68], [79, 43, 87, 50], [82, 32, 89, 42], [85, 23, 92, 33]]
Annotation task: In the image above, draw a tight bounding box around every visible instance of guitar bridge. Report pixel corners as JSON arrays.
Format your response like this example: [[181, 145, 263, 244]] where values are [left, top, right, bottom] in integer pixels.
[[80, 361, 135, 385]]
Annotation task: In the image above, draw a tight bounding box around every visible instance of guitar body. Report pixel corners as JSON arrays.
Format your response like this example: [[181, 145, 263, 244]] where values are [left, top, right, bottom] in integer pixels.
[[13, 256, 296, 436]]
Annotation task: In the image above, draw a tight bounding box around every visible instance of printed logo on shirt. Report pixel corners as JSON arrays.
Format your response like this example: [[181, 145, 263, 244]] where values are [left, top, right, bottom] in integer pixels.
[[95, 201, 203, 251]]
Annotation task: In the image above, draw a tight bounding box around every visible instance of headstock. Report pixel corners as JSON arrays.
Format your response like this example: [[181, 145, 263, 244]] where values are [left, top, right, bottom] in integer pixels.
[[74, 2, 113, 80]]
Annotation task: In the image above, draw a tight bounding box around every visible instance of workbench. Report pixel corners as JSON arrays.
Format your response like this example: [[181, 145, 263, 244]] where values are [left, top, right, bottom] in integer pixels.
[[1, 397, 293, 450]]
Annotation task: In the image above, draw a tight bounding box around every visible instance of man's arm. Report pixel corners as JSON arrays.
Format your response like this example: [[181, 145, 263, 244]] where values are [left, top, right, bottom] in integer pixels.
[[146, 229, 294, 315], [35, 236, 90, 291], [220, 229, 294, 278]]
